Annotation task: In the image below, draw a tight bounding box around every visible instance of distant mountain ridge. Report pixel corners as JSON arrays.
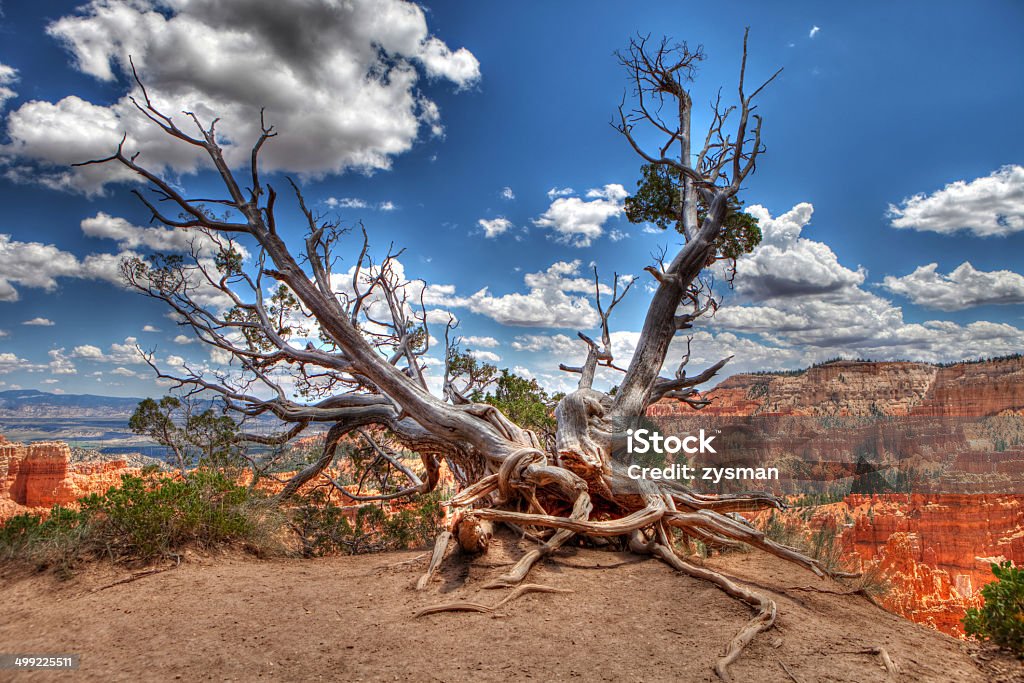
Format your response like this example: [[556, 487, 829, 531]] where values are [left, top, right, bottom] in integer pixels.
[[651, 356, 1024, 417], [0, 390, 142, 417]]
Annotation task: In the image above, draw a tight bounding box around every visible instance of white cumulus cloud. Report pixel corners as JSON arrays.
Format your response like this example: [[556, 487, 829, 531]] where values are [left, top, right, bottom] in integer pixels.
[[468, 350, 501, 363], [533, 184, 627, 248], [887, 166, 1024, 237], [707, 202, 1024, 363], [433, 260, 602, 328], [70, 337, 145, 364], [478, 217, 513, 238], [459, 335, 500, 348], [0, 63, 18, 110], [729, 203, 865, 300], [2, 0, 480, 193], [883, 262, 1024, 311]]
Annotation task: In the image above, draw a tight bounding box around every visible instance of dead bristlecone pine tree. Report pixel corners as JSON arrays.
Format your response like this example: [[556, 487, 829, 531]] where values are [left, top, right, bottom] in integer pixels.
[[79, 30, 857, 681]]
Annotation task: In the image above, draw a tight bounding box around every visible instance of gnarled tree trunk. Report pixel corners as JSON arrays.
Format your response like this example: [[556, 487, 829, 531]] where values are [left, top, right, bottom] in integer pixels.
[[83, 31, 845, 681]]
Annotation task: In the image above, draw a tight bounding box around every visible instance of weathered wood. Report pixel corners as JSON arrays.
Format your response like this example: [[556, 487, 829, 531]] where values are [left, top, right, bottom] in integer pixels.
[[77, 30, 838, 683]]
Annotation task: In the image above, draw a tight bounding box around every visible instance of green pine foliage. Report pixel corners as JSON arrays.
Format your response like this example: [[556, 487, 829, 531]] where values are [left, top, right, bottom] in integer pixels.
[[623, 162, 762, 262], [964, 561, 1024, 655]]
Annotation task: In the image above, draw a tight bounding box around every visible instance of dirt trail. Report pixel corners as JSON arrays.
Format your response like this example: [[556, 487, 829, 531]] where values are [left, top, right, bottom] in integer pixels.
[[0, 536, 1012, 682]]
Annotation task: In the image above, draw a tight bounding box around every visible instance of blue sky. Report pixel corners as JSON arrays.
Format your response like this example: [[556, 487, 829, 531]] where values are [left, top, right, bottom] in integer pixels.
[[0, 0, 1023, 398]]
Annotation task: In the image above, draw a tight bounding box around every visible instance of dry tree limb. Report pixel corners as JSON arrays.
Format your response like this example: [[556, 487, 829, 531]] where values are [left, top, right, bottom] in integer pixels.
[[416, 530, 453, 591], [473, 498, 665, 537], [667, 510, 849, 578], [778, 663, 802, 683], [846, 647, 898, 680], [91, 556, 181, 592], [371, 552, 428, 573], [414, 584, 574, 618], [445, 474, 499, 508]]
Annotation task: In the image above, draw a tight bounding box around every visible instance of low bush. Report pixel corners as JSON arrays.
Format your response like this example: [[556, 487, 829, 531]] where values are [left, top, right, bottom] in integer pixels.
[[0, 470, 448, 574], [964, 561, 1024, 655], [290, 488, 445, 556], [760, 511, 889, 599], [0, 470, 277, 572]]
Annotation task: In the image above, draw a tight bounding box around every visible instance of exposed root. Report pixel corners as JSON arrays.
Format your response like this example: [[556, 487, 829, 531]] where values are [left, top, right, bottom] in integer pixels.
[[416, 530, 452, 591], [783, 584, 884, 609], [668, 510, 836, 578], [671, 489, 786, 513], [631, 529, 777, 682], [370, 553, 428, 574], [425, 457, 843, 680], [91, 556, 180, 592], [496, 448, 547, 502], [779, 660, 804, 683], [473, 498, 665, 537], [414, 584, 574, 617], [455, 512, 493, 553], [845, 647, 899, 680], [483, 492, 593, 588]]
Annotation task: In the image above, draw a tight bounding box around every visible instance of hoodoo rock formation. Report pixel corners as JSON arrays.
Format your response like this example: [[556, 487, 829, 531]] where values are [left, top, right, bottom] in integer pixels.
[[0, 436, 137, 521], [649, 357, 1024, 636], [762, 494, 1024, 635]]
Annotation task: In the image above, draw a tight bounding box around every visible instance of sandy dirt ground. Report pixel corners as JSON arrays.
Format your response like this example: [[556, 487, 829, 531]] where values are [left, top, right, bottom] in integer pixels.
[[0, 535, 1020, 682]]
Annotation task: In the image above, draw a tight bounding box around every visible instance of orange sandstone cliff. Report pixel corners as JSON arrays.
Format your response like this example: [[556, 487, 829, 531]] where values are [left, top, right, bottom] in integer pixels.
[[0, 435, 137, 521], [765, 494, 1024, 635], [649, 357, 1024, 636], [650, 357, 1024, 418]]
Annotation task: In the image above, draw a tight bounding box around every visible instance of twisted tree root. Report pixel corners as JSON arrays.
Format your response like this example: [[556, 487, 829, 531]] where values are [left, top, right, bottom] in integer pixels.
[[420, 469, 848, 680], [626, 528, 776, 682], [473, 498, 666, 537], [671, 489, 786, 514], [667, 510, 861, 579], [414, 584, 574, 617], [662, 547, 776, 681], [483, 492, 593, 588]]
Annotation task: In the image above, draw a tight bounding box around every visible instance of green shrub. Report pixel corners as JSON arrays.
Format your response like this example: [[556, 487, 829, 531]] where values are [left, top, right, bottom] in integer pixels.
[[0, 470, 274, 570], [78, 470, 258, 562], [1, 467, 449, 571], [291, 489, 445, 556], [964, 561, 1024, 655]]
